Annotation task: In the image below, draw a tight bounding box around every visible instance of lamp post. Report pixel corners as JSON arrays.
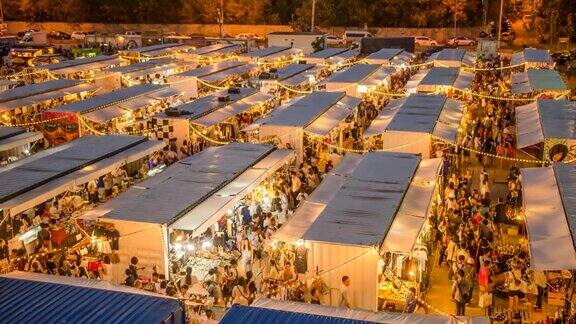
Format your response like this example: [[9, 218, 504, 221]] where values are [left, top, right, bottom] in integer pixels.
[[311, 0, 316, 32], [497, 0, 504, 46], [218, 0, 224, 38]]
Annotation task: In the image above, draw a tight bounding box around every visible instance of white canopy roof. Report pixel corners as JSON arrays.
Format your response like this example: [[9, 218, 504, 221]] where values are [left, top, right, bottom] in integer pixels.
[[364, 94, 464, 143], [303, 152, 421, 247], [511, 48, 553, 67], [199, 63, 258, 83], [364, 48, 413, 66], [98, 143, 282, 225], [305, 96, 361, 136], [262, 91, 344, 128], [511, 69, 567, 94], [0, 128, 43, 152], [191, 92, 273, 128], [515, 100, 576, 148], [427, 48, 474, 67], [324, 64, 381, 84], [0, 83, 98, 112], [416, 67, 472, 92], [41, 55, 123, 75], [239, 46, 291, 62], [0, 135, 164, 216], [521, 165, 576, 270]]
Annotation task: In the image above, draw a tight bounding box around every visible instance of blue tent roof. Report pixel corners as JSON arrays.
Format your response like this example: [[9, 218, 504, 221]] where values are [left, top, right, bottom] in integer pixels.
[[221, 305, 377, 324], [0, 272, 184, 324]]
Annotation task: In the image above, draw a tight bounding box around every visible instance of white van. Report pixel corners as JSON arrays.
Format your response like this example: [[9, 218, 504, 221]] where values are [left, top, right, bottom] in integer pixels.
[[343, 30, 374, 44]]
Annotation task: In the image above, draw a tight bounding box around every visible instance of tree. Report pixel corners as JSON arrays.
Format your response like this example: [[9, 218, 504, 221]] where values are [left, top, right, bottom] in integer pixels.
[[442, 0, 468, 37]]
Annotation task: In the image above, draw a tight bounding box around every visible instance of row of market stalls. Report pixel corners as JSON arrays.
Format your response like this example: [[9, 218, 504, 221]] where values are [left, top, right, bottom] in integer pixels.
[[0, 127, 43, 162], [100, 57, 195, 89], [222, 298, 489, 324], [179, 43, 242, 63], [82, 143, 294, 283], [0, 271, 185, 324], [363, 94, 464, 158], [516, 99, 576, 162], [35, 54, 125, 79], [511, 48, 554, 69], [0, 135, 164, 256], [246, 91, 361, 162], [304, 47, 359, 67], [511, 68, 568, 96], [274, 152, 443, 311], [149, 87, 275, 151], [43, 84, 180, 146], [0, 79, 98, 125], [365, 48, 414, 66], [118, 43, 195, 61], [258, 63, 320, 95], [238, 46, 301, 65]]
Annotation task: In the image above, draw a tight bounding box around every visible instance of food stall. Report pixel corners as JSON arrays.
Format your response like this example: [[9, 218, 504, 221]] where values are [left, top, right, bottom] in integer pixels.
[[238, 46, 293, 63], [404, 67, 474, 94], [35, 54, 125, 80], [149, 87, 275, 152], [84, 143, 293, 284], [511, 48, 553, 70], [363, 94, 464, 158], [101, 57, 195, 88], [426, 48, 475, 67], [246, 91, 360, 162], [274, 152, 442, 311], [179, 43, 241, 63], [118, 43, 193, 61], [44, 84, 180, 145], [516, 99, 576, 163]]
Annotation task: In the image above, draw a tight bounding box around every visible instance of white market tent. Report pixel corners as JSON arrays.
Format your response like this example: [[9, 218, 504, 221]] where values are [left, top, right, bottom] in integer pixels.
[[364, 48, 414, 66], [260, 63, 317, 93], [101, 57, 194, 88], [198, 62, 259, 85], [405, 67, 474, 93], [238, 46, 292, 63], [0, 127, 43, 157], [220, 297, 490, 324], [511, 69, 567, 94], [167, 60, 245, 99], [426, 48, 475, 67], [88, 143, 293, 282], [515, 99, 576, 161], [0, 135, 164, 218], [0, 79, 98, 114], [323, 64, 393, 97], [151, 87, 274, 149], [180, 43, 241, 60], [254, 91, 360, 161], [50, 83, 179, 125], [521, 163, 576, 270], [511, 48, 553, 69], [0, 79, 17, 91], [37, 54, 124, 77], [275, 152, 442, 310], [363, 94, 464, 158]]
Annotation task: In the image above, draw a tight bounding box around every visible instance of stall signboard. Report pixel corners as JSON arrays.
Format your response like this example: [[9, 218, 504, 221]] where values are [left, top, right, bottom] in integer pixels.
[[42, 111, 79, 147], [543, 138, 576, 163]]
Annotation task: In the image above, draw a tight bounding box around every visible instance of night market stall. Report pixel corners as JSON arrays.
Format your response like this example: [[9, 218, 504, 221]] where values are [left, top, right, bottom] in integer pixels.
[[364, 48, 415, 66], [118, 43, 194, 62], [44, 84, 180, 145], [515, 99, 576, 162], [510, 48, 554, 69], [426, 48, 476, 68], [238, 46, 293, 64], [0, 79, 98, 127], [36, 54, 125, 80], [405, 67, 474, 94], [246, 91, 361, 162], [167, 60, 246, 100], [0, 271, 185, 324], [0, 135, 164, 265], [274, 152, 442, 311], [103, 58, 195, 88], [221, 297, 490, 324], [149, 87, 275, 152], [521, 163, 576, 314], [363, 94, 464, 158], [84, 143, 293, 286], [0, 127, 43, 164], [179, 43, 242, 64], [510, 69, 568, 98], [321, 64, 395, 97], [258, 63, 319, 95]]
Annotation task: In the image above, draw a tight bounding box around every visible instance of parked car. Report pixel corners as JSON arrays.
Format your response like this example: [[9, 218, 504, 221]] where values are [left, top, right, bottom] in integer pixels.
[[501, 31, 516, 42], [414, 36, 438, 47], [326, 35, 344, 45], [48, 31, 71, 40], [71, 31, 95, 40], [447, 37, 476, 46], [124, 31, 141, 36], [343, 30, 374, 45]]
